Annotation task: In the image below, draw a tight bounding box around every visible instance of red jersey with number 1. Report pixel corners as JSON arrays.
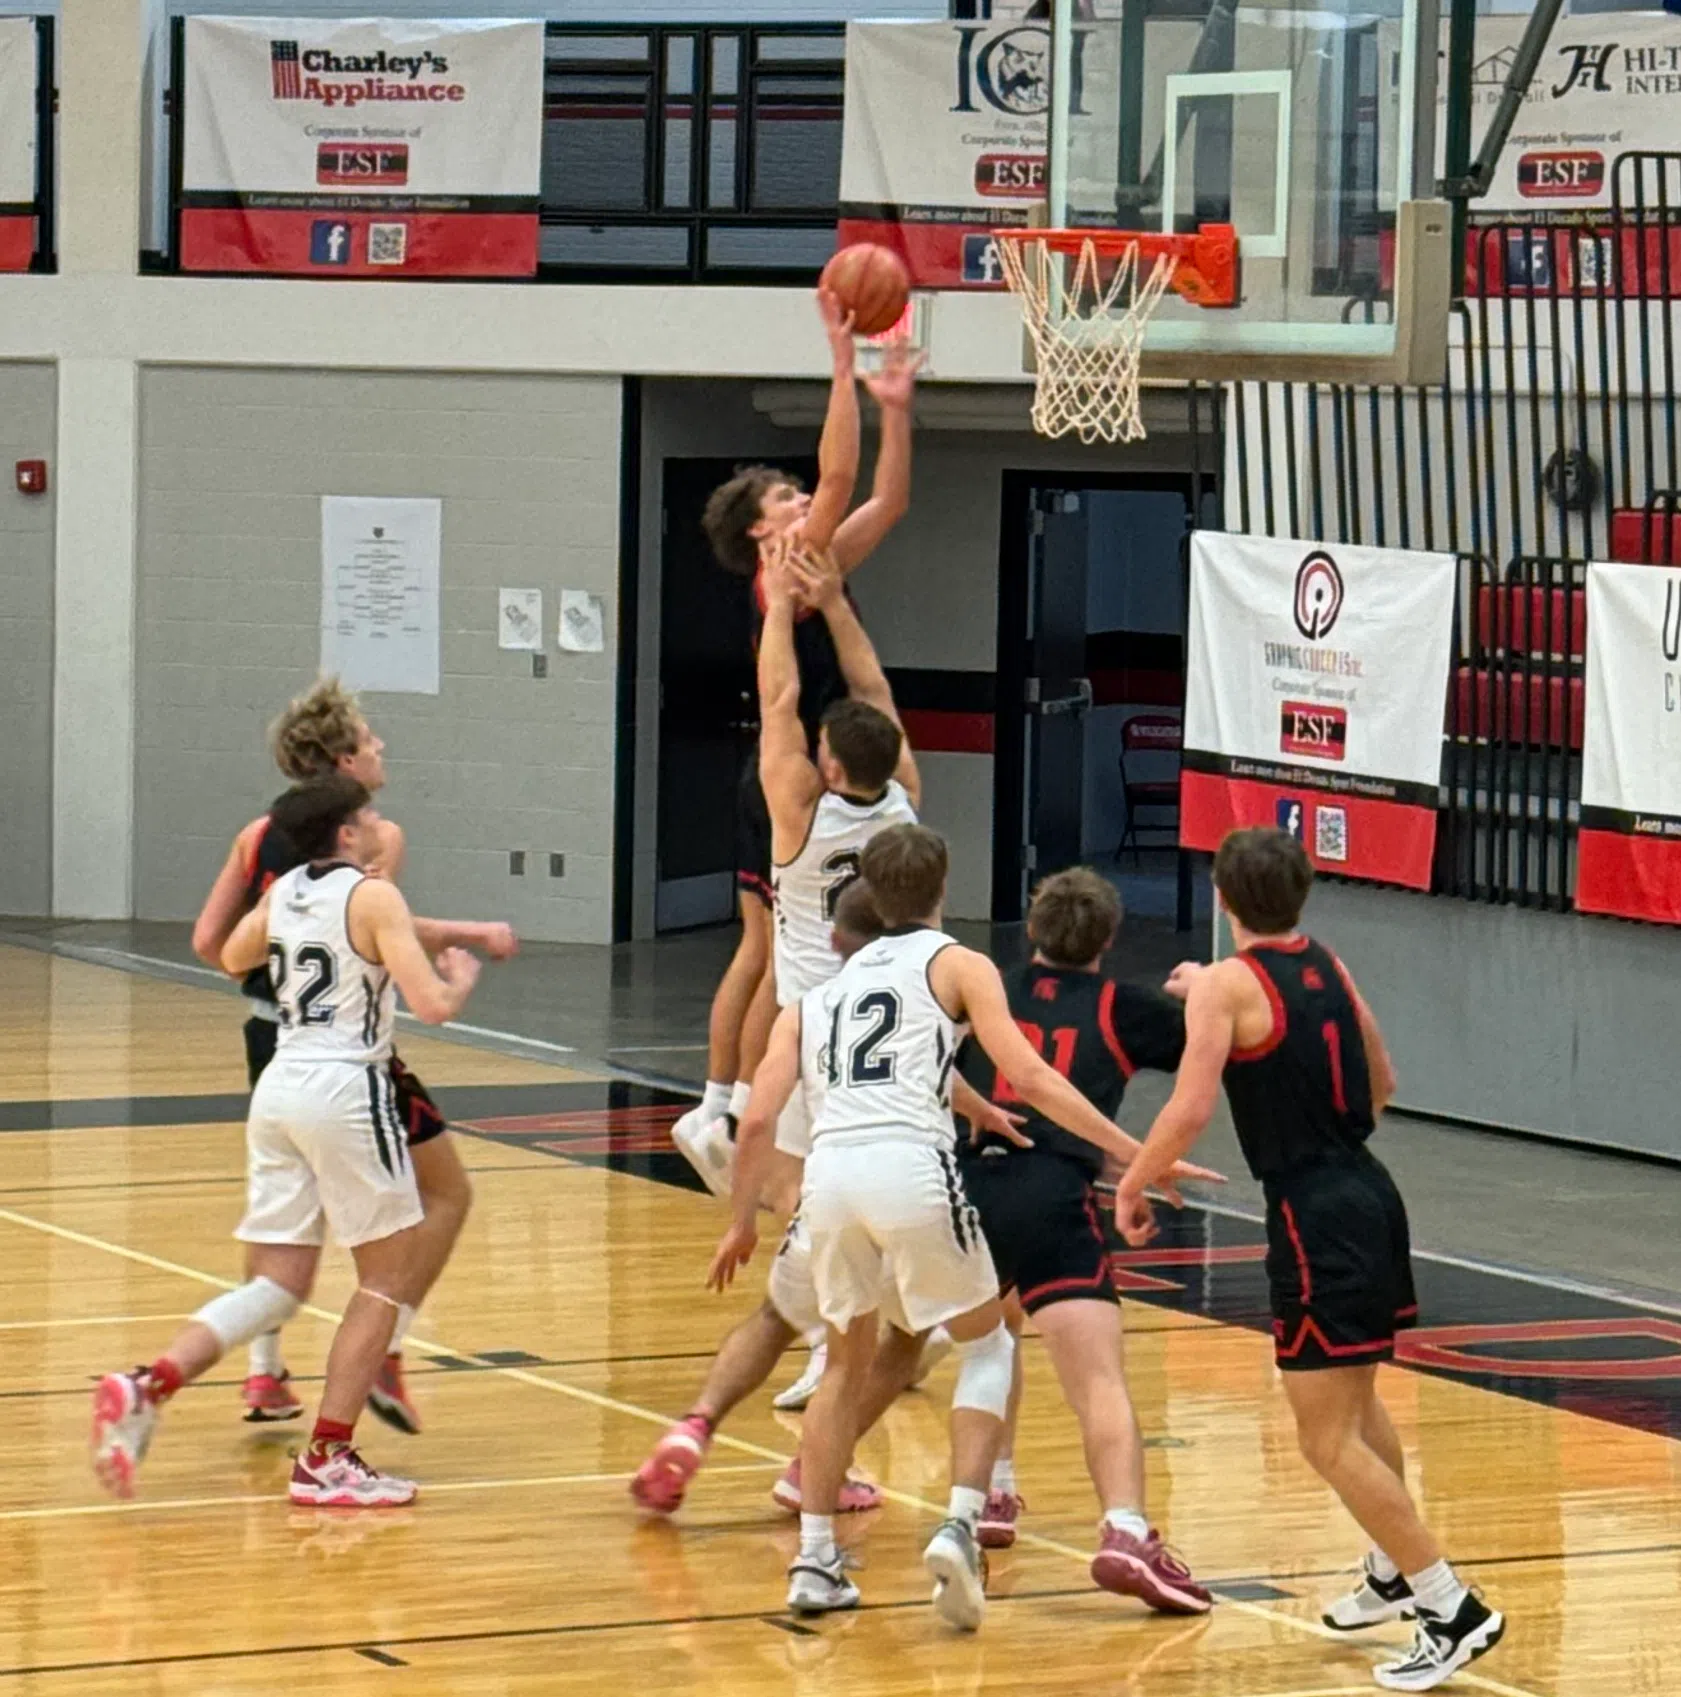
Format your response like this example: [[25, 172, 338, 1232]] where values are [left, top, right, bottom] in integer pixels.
[[1221, 937, 1374, 1180], [964, 963, 1186, 1177]]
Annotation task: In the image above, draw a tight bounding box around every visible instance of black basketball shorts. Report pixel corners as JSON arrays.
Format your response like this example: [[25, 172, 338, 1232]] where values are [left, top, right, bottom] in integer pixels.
[[961, 1147, 1118, 1315], [735, 757, 773, 905], [1263, 1150, 1418, 1371], [243, 1012, 278, 1088]]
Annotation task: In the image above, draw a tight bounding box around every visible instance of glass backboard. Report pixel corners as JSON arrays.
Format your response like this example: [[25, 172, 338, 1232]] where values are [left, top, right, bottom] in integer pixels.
[[1044, 0, 1453, 382]]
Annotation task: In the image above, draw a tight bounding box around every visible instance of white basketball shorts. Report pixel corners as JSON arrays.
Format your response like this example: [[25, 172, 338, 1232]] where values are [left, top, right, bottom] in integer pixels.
[[801, 1138, 997, 1335], [768, 1209, 910, 1337], [237, 1059, 424, 1251]]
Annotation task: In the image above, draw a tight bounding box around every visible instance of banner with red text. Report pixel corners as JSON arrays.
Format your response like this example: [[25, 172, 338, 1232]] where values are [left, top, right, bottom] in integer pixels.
[[180, 16, 543, 277], [1578, 562, 1681, 923], [0, 19, 38, 272], [1182, 534, 1456, 889]]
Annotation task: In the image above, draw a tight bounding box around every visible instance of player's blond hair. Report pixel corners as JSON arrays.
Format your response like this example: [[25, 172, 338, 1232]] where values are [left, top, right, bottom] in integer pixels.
[[269, 677, 366, 781]]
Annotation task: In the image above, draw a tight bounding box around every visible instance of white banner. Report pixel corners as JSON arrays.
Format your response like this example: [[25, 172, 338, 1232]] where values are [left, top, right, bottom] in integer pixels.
[[1578, 561, 1681, 922], [0, 17, 38, 271], [1442, 12, 1681, 213], [321, 497, 442, 696], [181, 16, 543, 276], [1182, 533, 1456, 888]]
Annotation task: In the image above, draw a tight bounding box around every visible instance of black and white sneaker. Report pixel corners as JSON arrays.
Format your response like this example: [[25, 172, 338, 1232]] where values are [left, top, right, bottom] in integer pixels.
[[1323, 1556, 1416, 1630], [787, 1548, 860, 1615], [1374, 1592, 1505, 1691]]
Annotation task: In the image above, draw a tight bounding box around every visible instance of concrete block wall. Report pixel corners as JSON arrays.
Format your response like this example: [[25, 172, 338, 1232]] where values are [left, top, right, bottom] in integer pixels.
[[133, 367, 622, 943]]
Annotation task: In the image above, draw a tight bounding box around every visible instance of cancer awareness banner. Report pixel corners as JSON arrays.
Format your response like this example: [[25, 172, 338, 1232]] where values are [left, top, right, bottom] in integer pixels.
[[180, 17, 543, 277], [1577, 562, 1681, 924], [1182, 534, 1456, 890], [0, 18, 38, 272]]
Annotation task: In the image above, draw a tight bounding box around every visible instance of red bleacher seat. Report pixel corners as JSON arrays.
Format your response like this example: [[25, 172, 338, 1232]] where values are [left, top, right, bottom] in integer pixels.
[[1451, 665, 1585, 752], [1475, 584, 1586, 658], [1609, 508, 1681, 565]]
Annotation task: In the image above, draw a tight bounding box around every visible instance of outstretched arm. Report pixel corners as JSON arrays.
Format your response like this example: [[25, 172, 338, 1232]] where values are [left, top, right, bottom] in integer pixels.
[[796, 290, 861, 554], [829, 342, 923, 575], [757, 550, 823, 848], [355, 880, 481, 1026], [413, 917, 519, 960]]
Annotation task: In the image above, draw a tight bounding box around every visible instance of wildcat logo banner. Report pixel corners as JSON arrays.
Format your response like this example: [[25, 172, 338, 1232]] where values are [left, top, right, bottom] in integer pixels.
[[0, 19, 39, 272], [1182, 533, 1456, 889], [180, 17, 543, 277], [1577, 562, 1681, 924]]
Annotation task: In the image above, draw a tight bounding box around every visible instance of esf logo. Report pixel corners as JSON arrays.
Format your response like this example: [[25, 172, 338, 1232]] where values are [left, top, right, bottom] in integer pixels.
[[951, 26, 1090, 118], [309, 220, 351, 265], [317, 144, 409, 185], [1517, 151, 1604, 199], [961, 233, 1004, 286], [974, 153, 1046, 199], [1280, 701, 1348, 761]]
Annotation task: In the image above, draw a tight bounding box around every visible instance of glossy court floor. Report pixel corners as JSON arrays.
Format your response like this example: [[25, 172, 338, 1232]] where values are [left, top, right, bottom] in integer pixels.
[[1, 933, 1679, 1696]]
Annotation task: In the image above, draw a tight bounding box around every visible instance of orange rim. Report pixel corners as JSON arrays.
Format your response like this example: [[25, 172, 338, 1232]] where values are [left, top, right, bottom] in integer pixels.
[[993, 223, 1239, 309]]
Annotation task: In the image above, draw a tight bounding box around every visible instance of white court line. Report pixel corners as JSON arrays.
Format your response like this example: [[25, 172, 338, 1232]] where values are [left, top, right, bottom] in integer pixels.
[[0, 1201, 1547, 1697], [607, 1045, 709, 1055], [0, 1314, 186, 1331]]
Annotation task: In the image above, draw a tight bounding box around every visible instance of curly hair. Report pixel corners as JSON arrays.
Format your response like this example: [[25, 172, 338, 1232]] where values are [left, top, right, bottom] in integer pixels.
[[701, 465, 799, 577], [269, 677, 365, 781]]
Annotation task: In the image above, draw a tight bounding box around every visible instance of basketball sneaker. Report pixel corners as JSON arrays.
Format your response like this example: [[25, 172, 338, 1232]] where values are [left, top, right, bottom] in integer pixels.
[[977, 1490, 1023, 1550], [770, 1457, 882, 1514], [924, 1518, 988, 1631], [289, 1445, 417, 1508], [909, 1326, 953, 1389], [1090, 1525, 1213, 1615], [772, 1340, 827, 1411], [671, 1108, 737, 1201], [1373, 1593, 1505, 1691], [90, 1371, 159, 1500], [242, 1371, 304, 1423], [1323, 1555, 1417, 1630], [786, 1548, 860, 1615], [367, 1354, 422, 1435], [630, 1415, 711, 1514]]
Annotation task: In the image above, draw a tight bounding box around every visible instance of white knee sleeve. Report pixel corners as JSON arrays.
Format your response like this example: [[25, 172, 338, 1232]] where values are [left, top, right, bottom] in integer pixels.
[[951, 1323, 1015, 1418], [193, 1276, 300, 1352]]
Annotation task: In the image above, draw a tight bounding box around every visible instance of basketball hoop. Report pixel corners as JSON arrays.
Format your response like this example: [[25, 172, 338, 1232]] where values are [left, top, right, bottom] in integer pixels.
[[992, 225, 1238, 444]]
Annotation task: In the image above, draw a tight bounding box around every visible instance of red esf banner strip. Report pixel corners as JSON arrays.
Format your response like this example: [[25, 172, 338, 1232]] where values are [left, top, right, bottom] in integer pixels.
[[838, 204, 1019, 290], [1180, 752, 1438, 890], [179, 204, 537, 277], [0, 210, 33, 272], [1576, 807, 1681, 924]]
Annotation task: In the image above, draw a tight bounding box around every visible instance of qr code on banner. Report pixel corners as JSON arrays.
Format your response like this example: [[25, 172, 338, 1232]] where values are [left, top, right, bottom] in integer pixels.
[[367, 222, 408, 267], [1314, 805, 1349, 864]]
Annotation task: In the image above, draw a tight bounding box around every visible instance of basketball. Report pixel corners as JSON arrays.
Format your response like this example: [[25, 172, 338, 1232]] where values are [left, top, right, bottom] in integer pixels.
[[820, 242, 910, 337]]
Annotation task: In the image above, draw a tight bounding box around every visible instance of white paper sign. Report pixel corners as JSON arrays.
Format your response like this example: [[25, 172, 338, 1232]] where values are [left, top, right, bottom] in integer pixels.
[[498, 587, 543, 651], [320, 497, 441, 695], [558, 589, 605, 655]]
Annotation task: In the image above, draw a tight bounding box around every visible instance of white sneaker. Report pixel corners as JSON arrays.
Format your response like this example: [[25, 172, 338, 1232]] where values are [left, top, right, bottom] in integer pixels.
[[671, 1107, 737, 1201], [787, 1548, 860, 1614], [90, 1372, 159, 1500], [1374, 1593, 1505, 1691], [773, 1341, 828, 1411], [924, 1517, 988, 1631], [909, 1326, 953, 1389], [289, 1445, 417, 1508], [1322, 1555, 1417, 1630]]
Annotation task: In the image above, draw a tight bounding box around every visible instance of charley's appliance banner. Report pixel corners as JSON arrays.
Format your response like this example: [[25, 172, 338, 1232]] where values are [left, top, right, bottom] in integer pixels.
[[180, 16, 543, 277], [0, 18, 38, 272], [1182, 533, 1456, 889], [1578, 562, 1681, 924]]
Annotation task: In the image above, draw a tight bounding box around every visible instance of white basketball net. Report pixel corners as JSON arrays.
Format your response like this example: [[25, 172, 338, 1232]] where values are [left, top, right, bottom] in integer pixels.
[[995, 234, 1177, 444]]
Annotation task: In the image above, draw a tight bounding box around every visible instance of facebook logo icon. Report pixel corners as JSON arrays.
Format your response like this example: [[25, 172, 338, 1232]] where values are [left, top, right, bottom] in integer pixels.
[[1275, 798, 1304, 840], [961, 233, 1003, 286], [310, 220, 351, 265]]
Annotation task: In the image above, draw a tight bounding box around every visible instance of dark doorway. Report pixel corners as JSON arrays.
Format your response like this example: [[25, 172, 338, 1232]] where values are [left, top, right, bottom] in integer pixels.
[[655, 455, 817, 931]]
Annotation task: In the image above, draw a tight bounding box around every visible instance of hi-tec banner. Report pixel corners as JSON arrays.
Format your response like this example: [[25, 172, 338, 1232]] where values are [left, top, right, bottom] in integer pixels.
[[180, 17, 544, 277], [0, 18, 38, 272], [1182, 534, 1457, 889], [1578, 562, 1681, 925]]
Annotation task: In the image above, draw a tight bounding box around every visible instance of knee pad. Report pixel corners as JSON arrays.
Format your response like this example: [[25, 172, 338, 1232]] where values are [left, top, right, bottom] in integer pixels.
[[951, 1322, 1015, 1419], [193, 1275, 300, 1352]]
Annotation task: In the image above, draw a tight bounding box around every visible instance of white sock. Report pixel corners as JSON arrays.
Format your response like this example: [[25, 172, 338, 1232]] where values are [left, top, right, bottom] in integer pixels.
[[699, 1080, 731, 1121], [948, 1485, 987, 1530], [1406, 1559, 1467, 1619], [1103, 1507, 1150, 1541], [799, 1512, 836, 1559], [391, 1304, 415, 1354], [728, 1080, 752, 1120], [249, 1330, 283, 1377], [804, 1328, 825, 1350], [1368, 1546, 1401, 1584], [990, 1457, 1016, 1496]]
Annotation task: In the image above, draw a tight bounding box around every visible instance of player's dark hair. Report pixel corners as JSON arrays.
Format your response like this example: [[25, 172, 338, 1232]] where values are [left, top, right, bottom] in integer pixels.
[[1213, 827, 1314, 935], [1028, 866, 1120, 967], [820, 699, 903, 793], [831, 879, 885, 953], [860, 824, 948, 927], [701, 465, 802, 577], [269, 774, 372, 863]]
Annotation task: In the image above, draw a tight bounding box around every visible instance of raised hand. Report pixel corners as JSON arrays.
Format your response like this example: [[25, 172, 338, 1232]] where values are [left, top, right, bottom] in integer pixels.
[[817, 287, 857, 371], [862, 338, 926, 410]]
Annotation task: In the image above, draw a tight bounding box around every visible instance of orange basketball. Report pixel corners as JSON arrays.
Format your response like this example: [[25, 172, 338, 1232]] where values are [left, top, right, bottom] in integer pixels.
[[820, 242, 911, 337]]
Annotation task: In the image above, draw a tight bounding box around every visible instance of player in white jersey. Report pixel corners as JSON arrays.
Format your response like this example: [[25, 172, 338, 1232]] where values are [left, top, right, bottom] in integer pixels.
[[91, 775, 482, 1510], [712, 824, 1215, 1627]]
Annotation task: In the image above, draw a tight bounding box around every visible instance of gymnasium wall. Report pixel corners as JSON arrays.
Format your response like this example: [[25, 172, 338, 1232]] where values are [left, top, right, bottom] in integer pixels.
[[132, 367, 622, 944], [0, 363, 55, 918]]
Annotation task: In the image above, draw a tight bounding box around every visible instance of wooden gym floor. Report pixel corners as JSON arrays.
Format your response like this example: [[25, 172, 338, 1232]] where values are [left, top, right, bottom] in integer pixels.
[[0, 940, 1677, 1695]]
